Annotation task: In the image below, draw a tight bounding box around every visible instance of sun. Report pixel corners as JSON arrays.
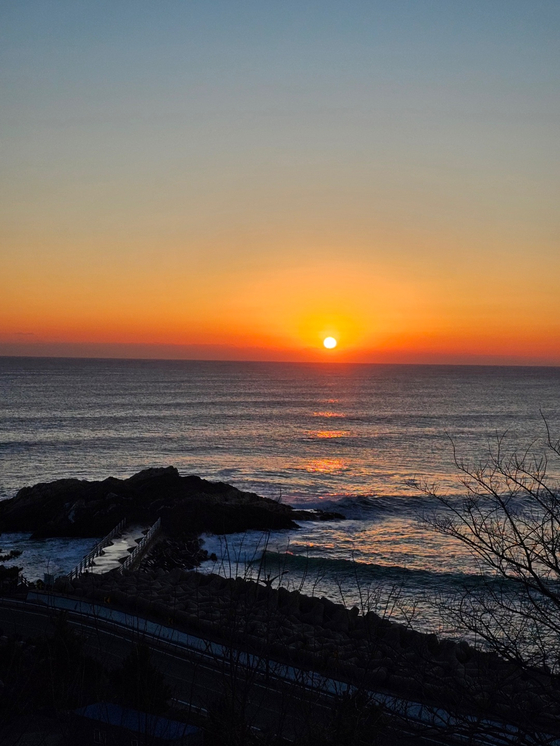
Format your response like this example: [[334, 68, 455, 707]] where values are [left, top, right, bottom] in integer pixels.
[[323, 336, 337, 349]]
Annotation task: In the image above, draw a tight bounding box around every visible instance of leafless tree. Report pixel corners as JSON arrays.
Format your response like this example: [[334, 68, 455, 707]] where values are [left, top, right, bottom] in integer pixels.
[[418, 423, 560, 742], [424, 425, 560, 669]]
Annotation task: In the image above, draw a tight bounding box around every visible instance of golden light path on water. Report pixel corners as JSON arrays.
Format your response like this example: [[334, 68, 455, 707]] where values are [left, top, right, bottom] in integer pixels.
[[313, 411, 346, 418], [313, 431, 349, 439], [305, 458, 347, 474], [312, 408, 349, 440]]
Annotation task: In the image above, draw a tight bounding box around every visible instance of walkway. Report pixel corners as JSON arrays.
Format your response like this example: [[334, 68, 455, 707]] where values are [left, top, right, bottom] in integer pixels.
[[88, 526, 147, 574]]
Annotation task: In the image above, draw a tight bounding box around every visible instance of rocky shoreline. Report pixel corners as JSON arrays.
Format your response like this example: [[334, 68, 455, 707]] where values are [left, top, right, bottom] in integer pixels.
[[0, 467, 344, 540], [53, 566, 560, 734], [4, 469, 560, 736]]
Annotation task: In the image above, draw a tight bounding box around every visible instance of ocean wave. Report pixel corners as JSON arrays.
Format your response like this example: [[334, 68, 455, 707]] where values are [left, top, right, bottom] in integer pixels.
[[200, 531, 275, 566], [290, 493, 442, 520], [255, 549, 483, 589]]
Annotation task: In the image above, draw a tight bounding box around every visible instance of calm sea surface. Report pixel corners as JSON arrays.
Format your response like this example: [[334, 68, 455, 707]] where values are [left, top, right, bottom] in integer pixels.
[[2, 357, 560, 632]]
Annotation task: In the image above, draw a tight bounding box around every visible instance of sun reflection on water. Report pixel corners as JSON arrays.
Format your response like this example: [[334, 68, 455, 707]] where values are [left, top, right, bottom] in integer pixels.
[[305, 458, 347, 473], [313, 430, 349, 439]]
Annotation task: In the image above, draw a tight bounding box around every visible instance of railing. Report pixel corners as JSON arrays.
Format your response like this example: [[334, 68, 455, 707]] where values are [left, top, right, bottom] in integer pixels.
[[118, 517, 161, 573], [67, 518, 127, 580]]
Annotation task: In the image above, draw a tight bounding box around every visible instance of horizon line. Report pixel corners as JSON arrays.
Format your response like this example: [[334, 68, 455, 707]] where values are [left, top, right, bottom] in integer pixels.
[[2, 353, 560, 370]]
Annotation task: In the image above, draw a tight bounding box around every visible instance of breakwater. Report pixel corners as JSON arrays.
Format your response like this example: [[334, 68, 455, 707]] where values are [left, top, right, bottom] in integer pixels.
[[54, 568, 560, 734]]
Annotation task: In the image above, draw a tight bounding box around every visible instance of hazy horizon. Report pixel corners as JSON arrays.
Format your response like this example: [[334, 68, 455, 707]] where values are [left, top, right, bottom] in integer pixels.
[[2, 348, 560, 368]]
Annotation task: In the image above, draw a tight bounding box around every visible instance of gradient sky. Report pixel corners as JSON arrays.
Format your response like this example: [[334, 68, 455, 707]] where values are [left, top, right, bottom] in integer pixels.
[[1, 1, 559, 363]]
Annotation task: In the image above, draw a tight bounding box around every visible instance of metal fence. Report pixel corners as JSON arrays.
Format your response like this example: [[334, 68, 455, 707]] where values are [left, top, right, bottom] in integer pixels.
[[118, 517, 161, 573], [66, 518, 127, 580]]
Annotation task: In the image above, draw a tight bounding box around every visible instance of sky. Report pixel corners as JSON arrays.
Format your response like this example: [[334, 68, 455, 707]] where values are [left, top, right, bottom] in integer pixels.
[[1, 0, 559, 364]]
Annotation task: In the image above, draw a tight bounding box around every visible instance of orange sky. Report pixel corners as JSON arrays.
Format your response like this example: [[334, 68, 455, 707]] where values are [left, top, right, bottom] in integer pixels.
[[1, 2, 559, 365], [3, 245, 560, 364]]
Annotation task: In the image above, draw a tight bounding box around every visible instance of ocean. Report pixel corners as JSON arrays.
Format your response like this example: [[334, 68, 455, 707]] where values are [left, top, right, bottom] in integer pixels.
[[2, 356, 560, 633]]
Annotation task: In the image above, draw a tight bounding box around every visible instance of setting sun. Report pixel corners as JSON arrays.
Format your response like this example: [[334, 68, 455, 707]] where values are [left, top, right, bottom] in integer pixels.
[[323, 337, 337, 350]]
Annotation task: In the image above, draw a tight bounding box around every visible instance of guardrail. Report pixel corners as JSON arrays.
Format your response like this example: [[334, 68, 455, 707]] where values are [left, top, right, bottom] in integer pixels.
[[118, 517, 161, 573], [67, 518, 127, 580], [14, 592, 560, 746]]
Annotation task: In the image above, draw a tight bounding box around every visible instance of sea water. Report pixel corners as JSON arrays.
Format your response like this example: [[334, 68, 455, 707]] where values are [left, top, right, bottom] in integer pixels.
[[2, 357, 560, 632]]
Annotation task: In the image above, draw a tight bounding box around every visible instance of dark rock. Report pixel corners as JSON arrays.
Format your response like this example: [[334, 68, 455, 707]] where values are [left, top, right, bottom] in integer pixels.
[[0, 467, 342, 539]]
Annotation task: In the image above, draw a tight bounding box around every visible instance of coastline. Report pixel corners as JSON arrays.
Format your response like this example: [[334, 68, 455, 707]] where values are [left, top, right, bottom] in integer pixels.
[[2, 468, 560, 740], [45, 565, 560, 736]]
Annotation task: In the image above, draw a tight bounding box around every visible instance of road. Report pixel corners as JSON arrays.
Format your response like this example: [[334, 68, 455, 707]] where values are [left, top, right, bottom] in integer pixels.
[[0, 594, 361, 743], [0, 592, 557, 745]]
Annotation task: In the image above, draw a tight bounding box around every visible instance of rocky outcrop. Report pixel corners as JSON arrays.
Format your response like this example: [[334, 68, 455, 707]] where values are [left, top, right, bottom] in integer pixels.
[[57, 568, 560, 730], [0, 468, 343, 539]]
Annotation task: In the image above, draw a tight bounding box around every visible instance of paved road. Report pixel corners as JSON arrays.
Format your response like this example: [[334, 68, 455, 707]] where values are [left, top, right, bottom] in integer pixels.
[[0, 595, 358, 743], [0, 593, 556, 746]]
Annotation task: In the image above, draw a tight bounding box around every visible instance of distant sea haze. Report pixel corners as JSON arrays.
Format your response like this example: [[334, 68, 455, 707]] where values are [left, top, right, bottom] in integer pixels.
[[1, 356, 560, 631]]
